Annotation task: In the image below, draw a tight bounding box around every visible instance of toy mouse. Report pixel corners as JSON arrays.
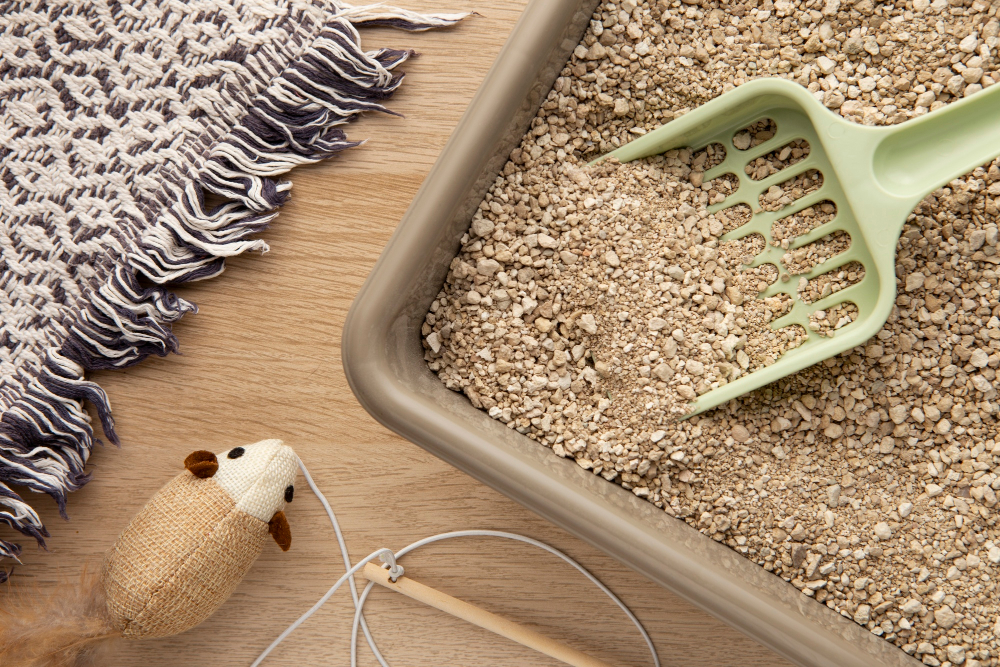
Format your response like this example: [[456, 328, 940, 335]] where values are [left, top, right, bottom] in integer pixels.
[[1, 439, 299, 666]]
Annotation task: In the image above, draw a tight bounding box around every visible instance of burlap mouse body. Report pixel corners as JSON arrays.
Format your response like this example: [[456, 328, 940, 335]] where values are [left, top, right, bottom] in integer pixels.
[[1, 439, 298, 665]]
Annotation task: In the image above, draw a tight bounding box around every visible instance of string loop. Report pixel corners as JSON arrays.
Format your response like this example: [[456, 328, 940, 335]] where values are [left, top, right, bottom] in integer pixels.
[[378, 551, 404, 581]]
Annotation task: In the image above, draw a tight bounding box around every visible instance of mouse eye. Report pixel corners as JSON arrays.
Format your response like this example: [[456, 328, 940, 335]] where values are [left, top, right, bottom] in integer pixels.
[[284, 485, 294, 503], [227, 447, 245, 459]]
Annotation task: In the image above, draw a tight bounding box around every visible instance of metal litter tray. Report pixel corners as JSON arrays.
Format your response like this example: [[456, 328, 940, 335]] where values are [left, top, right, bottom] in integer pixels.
[[341, 2, 917, 665]]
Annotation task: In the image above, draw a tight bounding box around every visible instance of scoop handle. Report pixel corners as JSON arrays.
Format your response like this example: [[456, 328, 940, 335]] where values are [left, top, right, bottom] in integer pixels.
[[873, 82, 1000, 203]]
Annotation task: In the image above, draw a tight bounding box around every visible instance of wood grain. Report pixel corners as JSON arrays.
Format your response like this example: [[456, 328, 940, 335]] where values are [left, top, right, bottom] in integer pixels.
[[4, 3, 790, 666]]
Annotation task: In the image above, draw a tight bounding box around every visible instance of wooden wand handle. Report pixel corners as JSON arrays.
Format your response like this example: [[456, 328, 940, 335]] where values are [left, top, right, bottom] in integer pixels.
[[362, 562, 614, 667]]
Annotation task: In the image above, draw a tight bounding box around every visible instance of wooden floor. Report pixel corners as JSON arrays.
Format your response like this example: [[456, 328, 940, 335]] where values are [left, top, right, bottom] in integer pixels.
[[7, 3, 791, 665]]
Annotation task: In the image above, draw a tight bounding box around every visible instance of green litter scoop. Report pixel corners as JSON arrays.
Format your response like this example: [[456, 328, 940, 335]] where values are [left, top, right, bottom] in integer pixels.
[[595, 77, 1000, 416]]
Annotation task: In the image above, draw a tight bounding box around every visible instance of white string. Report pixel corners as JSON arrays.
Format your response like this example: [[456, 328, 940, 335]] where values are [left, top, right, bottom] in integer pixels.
[[295, 461, 389, 666], [252, 459, 661, 667]]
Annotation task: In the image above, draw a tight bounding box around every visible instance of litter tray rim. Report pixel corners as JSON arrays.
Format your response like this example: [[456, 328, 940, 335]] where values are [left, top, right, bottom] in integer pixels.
[[341, 2, 919, 666]]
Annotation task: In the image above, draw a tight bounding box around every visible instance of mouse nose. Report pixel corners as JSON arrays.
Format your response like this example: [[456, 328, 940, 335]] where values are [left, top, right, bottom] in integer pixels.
[[269, 444, 299, 478], [274, 443, 298, 465]]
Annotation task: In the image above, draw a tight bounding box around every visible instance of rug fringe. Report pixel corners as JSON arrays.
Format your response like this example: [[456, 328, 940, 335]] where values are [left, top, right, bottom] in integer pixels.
[[337, 5, 469, 31], [199, 17, 416, 212], [0, 6, 466, 577], [131, 181, 276, 284]]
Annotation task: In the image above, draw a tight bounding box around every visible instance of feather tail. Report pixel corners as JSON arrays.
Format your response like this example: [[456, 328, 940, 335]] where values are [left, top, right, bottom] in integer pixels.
[[0, 568, 117, 667]]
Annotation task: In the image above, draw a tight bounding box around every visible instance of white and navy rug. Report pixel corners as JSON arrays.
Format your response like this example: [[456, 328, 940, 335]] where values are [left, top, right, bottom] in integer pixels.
[[0, 0, 461, 579]]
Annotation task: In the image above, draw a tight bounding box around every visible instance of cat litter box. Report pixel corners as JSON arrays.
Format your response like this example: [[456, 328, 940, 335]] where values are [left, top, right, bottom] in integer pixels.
[[341, 1, 917, 664]]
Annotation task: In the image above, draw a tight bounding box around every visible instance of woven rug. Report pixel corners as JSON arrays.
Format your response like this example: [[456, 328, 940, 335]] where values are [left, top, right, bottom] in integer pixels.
[[0, 0, 462, 579]]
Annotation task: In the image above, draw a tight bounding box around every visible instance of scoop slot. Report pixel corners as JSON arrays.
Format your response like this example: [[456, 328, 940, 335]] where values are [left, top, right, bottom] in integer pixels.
[[705, 173, 740, 207], [749, 322, 808, 369], [732, 118, 777, 151], [809, 302, 859, 337], [772, 200, 838, 245], [691, 142, 727, 172], [781, 230, 852, 276], [740, 261, 780, 294], [762, 293, 795, 320], [715, 203, 752, 234], [745, 140, 811, 181], [758, 169, 824, 212], [797, 260, 866, 304]]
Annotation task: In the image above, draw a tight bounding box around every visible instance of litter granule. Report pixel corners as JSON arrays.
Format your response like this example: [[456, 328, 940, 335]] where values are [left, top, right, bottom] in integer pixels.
[[422, 1, 1000, 663]]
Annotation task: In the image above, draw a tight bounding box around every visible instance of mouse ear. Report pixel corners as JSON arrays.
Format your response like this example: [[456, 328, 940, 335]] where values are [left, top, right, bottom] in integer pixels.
[[184, 451, 219, 478], [268, 511, 291, 552]]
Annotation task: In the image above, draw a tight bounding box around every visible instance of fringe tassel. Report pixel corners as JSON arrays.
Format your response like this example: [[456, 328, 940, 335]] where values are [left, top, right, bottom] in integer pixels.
[[0, 5, 465, 579], [131, 181, 276, 284], [200, 17, 415, 211], [336, 5, 469, 30]]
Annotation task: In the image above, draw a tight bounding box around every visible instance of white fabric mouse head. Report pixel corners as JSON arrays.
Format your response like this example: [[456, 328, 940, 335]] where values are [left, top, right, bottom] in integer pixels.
[[214, 439, 300, 522]]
